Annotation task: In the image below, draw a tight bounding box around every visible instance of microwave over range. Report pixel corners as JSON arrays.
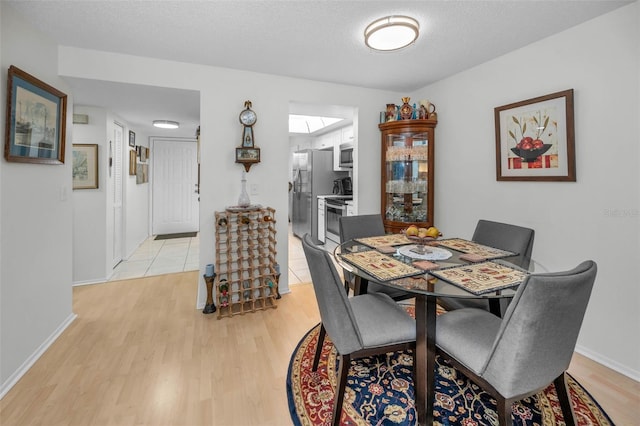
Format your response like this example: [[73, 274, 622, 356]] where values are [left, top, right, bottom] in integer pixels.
[[338, 143, 353, 168]]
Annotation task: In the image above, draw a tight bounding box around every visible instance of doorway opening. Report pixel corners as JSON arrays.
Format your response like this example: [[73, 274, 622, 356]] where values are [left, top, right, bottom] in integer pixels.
[[287, 101, 356, 284], [66, 77, 201, 286]]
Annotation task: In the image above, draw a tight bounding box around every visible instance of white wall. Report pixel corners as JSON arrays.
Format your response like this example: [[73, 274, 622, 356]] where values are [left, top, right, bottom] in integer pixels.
[[0, 5, 75, 394], [123, 127, 150, 260], [71, 106, 150, 284], [415, 3, 639, 379], [57, 47, 398, 307], [72, 106, 108, 284]]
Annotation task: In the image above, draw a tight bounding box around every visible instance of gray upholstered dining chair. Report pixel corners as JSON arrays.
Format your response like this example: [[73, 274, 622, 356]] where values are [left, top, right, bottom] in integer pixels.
[[339, 214, 413, 301], [302, 234, 416, 426], [435, 260, 597, 426], [438, 219, 535, 315]]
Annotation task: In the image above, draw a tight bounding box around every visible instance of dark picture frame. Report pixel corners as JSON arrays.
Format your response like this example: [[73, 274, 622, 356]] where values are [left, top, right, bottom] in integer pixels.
[[495, 89, 575, 181], [72, 144, 98, 189], [4, 65, 67, 164], [235, 147, 261, 172], [129, 130, 136, 147]]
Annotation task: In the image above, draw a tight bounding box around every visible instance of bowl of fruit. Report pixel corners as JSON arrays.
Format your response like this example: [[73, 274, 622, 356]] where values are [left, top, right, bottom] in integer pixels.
[[511, 137, 552, 162], [404, 225, 442, 254]]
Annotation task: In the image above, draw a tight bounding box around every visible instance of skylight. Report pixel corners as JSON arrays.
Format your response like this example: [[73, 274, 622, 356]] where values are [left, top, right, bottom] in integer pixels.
[[289, 114, 344, 134]]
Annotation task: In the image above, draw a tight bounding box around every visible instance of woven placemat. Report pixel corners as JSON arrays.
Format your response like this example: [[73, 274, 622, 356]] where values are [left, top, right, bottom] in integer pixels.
[[429, 261, 528, 295], [339, 250, 424, 282], [437, 238, 516, 260], [354, 234, 412, 248]]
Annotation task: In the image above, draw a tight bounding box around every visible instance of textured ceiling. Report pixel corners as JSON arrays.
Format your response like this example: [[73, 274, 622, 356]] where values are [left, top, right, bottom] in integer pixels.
[[4, 0, 633, 138]]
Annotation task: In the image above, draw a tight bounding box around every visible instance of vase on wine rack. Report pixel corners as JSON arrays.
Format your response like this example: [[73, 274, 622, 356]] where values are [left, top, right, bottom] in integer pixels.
[[238, 170, 251, 207]]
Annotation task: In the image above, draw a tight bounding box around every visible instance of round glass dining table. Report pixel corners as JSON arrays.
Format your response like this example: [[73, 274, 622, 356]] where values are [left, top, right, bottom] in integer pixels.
[[333, 239, 541, 426]]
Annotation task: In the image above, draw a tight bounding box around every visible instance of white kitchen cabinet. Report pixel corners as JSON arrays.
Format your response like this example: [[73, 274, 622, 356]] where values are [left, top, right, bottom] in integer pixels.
[[317, 197, 326, 243], [311, 124, 355, 170], [346, 201, 355, 216], [312, 132, 337, 150]]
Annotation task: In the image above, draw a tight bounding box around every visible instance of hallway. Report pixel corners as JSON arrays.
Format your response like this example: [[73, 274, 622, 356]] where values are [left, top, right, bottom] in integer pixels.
[[109, 227, 312, 285], [109, 235, 199, 281]]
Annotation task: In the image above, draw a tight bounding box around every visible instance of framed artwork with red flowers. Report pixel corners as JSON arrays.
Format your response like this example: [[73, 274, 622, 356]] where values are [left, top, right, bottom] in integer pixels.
[[495, 89, 575, 181]]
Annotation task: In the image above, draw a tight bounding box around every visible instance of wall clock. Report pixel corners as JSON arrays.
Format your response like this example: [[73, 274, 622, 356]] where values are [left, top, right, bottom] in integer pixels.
[[236, 100, 260, 172], [239, 103, 257, 147]]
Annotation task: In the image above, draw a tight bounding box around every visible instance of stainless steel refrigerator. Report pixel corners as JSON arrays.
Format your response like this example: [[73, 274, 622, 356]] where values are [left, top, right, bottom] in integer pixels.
[[292, 149, 347, 240]]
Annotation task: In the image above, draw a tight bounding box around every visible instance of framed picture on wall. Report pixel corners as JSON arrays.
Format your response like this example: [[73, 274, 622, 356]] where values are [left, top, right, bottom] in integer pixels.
[[4, 65, 67, 164], [495, 89, 575, 181], [129, 130, 136, 147], [129, 149, 137, 175], [235, 147, 261, 172], [136, 162, 143, 184], [136, 163, 149, 184], [72, 144, 98, 189]]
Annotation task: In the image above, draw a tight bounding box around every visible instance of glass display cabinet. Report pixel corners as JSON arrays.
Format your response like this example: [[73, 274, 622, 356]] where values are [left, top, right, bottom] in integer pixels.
[[379, 119, 437, 233]]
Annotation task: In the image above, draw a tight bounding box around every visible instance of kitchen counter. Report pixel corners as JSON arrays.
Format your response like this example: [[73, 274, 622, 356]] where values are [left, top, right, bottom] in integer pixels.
[[317, 194, 353, 200]]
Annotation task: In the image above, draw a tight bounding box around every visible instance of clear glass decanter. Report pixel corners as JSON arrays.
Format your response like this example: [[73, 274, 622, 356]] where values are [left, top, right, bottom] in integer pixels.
[[238, 170, 251, 207]]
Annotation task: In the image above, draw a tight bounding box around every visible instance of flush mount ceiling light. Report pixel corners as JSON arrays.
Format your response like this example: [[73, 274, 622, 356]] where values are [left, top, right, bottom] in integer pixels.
[[153, 120, 180, 129], [364, 15, 419, 51]]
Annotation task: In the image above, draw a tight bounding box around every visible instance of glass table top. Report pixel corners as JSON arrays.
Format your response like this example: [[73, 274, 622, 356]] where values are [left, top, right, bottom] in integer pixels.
[[334, 239, 543, 299]]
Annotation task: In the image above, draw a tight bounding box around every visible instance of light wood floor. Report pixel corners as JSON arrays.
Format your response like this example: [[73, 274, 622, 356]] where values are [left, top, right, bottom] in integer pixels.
[[1, 271, 638, 425]]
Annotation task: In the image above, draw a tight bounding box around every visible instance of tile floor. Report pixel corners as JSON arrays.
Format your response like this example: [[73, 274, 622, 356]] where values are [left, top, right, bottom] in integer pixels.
[[109, 234, 200, 281], [288, 228, 312, 285], [109, 226, 319, 284], [288, 225, 347, 286]]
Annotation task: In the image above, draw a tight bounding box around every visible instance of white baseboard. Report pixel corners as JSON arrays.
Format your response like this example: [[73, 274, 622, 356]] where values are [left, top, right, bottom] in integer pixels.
[[0, 312, 78, 400], [72, 277, 107, 287], [575, 344, 640, 382]]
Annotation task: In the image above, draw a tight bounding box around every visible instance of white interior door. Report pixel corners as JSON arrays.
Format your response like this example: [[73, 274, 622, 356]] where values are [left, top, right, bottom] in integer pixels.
[[152, 139, 199, 235], [113, 123, 124, 267]]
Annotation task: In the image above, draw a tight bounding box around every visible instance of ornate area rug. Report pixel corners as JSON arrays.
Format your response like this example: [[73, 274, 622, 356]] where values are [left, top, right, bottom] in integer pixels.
[[286, 324, 614, 425]]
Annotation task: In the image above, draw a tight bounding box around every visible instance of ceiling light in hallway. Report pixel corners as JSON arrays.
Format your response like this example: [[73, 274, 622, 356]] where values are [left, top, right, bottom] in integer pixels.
[[153, 120, 180, 129]]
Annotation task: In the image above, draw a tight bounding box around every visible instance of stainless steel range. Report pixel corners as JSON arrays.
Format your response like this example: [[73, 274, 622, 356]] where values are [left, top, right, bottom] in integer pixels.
[[324, 195, 352, 247]]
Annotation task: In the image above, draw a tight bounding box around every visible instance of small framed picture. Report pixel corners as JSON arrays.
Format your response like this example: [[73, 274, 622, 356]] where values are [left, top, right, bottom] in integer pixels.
[[236, 147, 260, 161], [235, 147, 261, 172], [129, 130, 136, 147], [129, 150, 137, 175], [136, 163, 149, 184], [72, 144, 98, 189]]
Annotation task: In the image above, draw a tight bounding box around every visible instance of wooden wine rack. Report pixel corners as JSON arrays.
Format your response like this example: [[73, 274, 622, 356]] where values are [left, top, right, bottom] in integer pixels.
[[214, 207, 278, 319]]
